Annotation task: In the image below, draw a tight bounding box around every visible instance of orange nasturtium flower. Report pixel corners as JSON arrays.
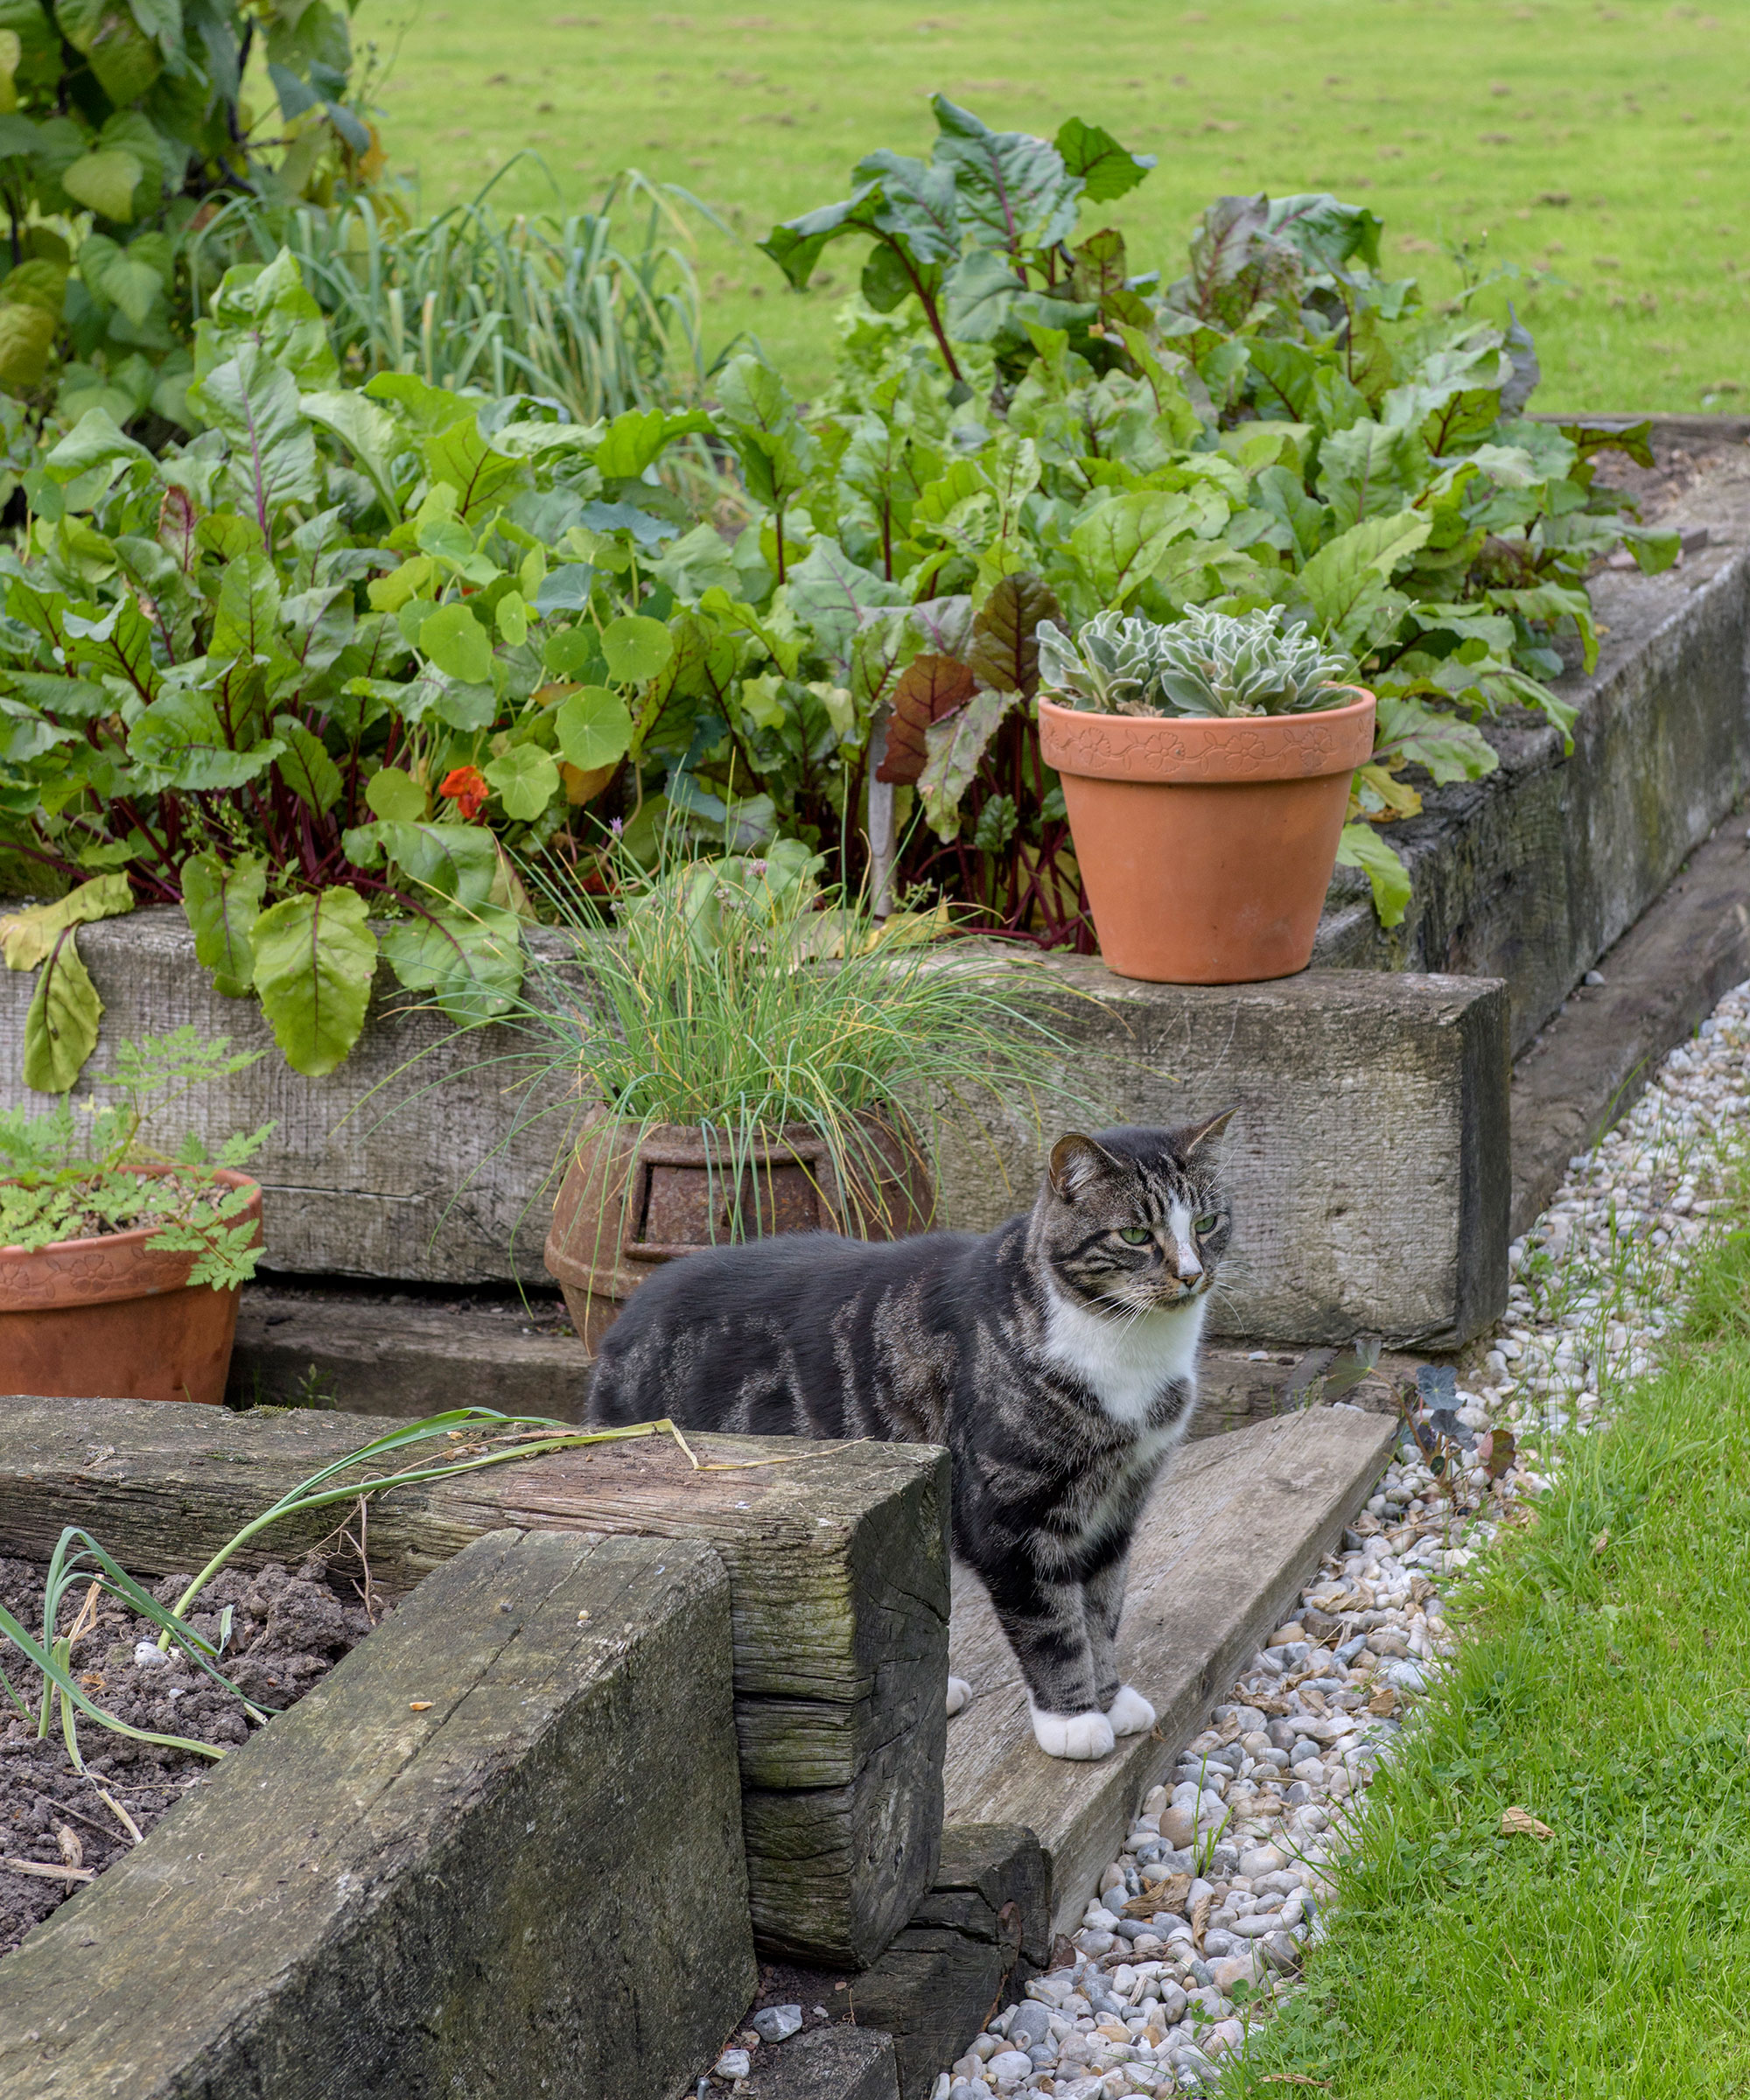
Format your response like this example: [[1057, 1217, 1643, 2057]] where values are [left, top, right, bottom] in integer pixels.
[[438, 766, 489, 821]]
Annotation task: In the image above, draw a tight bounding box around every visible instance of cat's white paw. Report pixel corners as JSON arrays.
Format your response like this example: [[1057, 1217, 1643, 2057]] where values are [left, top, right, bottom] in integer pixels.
[[1106, 1684, 1156, 1736], [1029, 1702, 1116, 1760], [946, 1675, 973, 1717]]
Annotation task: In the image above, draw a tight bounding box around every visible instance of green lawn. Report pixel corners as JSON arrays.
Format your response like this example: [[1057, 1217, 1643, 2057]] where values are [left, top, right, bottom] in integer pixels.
[[1228, 1213, 1750, 2098], [354, 0, 1750, 410]]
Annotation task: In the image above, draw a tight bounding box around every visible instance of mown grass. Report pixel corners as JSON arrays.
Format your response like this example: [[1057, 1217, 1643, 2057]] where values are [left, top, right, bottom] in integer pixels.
[[1226, 1207, 1750, 2098], [354, 0, 1750, 410]]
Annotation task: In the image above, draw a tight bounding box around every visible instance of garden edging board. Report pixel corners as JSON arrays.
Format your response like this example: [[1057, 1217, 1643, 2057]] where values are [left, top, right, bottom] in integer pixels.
[[0, 1397, 949, 1970], [0, 1528, 754, 2100]]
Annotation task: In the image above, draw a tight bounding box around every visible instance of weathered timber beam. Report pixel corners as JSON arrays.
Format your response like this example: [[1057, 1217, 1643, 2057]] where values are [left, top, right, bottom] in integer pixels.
[[0, 1529, 753, 2100], [0, 1396, 949, 1970]]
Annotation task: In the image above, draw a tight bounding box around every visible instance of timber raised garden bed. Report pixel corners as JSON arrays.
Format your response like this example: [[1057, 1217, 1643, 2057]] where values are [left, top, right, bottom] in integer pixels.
[[2, 427, 1744, 1368]]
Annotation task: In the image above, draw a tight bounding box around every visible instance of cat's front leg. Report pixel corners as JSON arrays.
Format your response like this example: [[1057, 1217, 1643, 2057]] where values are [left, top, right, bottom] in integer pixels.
[[946, 1675, 973, 1716], [987, 1575, 1115, 1760], [1082, 1550, 1157, 1740]]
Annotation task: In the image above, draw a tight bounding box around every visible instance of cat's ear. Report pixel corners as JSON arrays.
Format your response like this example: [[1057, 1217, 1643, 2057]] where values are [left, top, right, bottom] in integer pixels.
[[1177, 1106, 1237, 1158], [1049, 1132, 1118, 1200]]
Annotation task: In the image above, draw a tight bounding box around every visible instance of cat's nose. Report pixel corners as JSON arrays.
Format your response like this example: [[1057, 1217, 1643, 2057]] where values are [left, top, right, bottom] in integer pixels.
[[1173, 1240, 1203, 1281]]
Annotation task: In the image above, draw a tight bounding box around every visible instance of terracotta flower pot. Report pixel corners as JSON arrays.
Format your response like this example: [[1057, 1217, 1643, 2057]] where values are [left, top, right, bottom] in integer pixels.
[[1038, 688, 1376, 984], [543, 1110, 934, 1352], [0, 1169, 263, 1406]]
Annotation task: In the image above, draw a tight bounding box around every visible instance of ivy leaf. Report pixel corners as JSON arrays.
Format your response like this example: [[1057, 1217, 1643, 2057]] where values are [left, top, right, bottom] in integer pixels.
[[0, 872, 133, 972], [966, 570, 1062, 697], [877, 653, 976, 786], [419, 601, 494, 684], [1335, 821, 1412, 929], [1054, 116, 1157, 203], [919, 686, 1018, 841], [250, 888, 379, 1079], [378, 903, 524, 1025], [554, 685, 634, 771], [483, 745, 560, 822], [180, 850, 267, 998], [273, 716, 343, 815], [23, 928, 102, 1095]]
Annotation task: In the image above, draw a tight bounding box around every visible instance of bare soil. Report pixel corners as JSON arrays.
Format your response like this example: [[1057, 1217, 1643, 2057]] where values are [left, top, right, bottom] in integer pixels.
[[0, 1552, 383, 1957]]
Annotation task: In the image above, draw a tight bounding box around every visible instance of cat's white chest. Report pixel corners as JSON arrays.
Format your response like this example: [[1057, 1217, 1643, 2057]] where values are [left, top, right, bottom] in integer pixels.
[[1042, 1292, 1208, 1425]]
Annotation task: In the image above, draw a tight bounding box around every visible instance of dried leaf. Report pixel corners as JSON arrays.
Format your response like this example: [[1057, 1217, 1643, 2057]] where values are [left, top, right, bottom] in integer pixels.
[[1190, 1889, 1212, 1944], [875, 652, 976, 784], [1591, 1529, 1610, 1557], [1501, 1805, 1553, 1840], [55, 1824, 83, 1870], [1367, 1685, 1399, 1718]]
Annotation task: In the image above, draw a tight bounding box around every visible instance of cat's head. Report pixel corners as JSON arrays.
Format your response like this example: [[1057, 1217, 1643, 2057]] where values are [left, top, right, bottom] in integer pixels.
[[1035, 1116, 1235, 1318]]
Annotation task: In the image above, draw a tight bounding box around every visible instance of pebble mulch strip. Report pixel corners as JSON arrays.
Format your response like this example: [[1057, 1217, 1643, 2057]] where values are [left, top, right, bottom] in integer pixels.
[[924, 984, 1749, 2098]]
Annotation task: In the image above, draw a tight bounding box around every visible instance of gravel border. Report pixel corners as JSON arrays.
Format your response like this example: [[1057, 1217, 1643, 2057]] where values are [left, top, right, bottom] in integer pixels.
[[928, 983, 1749, 2098]]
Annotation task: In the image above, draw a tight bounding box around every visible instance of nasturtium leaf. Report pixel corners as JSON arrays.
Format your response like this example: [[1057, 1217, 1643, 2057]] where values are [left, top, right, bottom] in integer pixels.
[[554, 685, 633, 772], [495, 590, 529, 648], [250, 889, 379, 1080], [482, 744, 559, 822], [418, 601, 494, 685], [600, 613, 675, 685], [22, 927, 102, 1094], [365, 767, 427, 822], [378, 902, 524, 1025], [180, 850, 267, 998], [543, 623, 604, 679], [273, 716, 343, 816], [0, 872, 133, 972]]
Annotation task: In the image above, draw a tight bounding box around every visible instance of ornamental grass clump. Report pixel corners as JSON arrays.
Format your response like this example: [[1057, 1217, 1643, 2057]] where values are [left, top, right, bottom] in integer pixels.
[[1037, 606, 1363, 720], [512, 830, 1085, 1232]]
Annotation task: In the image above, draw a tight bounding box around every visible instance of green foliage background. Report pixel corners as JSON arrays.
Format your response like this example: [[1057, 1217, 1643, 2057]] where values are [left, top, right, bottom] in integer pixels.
[[355, 0, 1750, 413]]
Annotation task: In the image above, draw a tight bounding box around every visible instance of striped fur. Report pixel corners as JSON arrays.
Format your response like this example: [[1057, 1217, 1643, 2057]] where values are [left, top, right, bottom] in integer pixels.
[[586, 1117, 1233, 1758]]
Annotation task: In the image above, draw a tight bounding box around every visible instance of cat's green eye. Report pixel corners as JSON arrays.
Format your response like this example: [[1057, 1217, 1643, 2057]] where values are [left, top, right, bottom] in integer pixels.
[[1194, 1212, 1220, 1234], [1118, 1227, 1152, 1245]]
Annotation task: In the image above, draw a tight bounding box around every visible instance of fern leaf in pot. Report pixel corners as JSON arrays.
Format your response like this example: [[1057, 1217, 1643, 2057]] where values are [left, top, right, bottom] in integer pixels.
[[514, 832, 1082, 1352], [1036, 607, 1376, 984]]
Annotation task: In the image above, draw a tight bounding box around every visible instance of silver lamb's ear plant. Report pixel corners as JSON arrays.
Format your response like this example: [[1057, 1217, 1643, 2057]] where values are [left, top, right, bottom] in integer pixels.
[[1041, 606, 1361, 719]]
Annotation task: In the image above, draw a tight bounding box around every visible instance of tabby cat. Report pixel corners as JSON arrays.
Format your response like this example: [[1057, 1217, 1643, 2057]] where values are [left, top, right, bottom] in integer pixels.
[[586, 1115, 1234, 1761]]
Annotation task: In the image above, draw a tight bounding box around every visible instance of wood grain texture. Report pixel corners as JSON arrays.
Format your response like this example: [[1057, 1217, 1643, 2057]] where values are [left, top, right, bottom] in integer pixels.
[[0, 914, 1510, 1346], [942, 1404, 1396, 1937], [0, 1395, 949, 1970], [1509, 813, 1750, 1234], [0, 1528, 754, 2100], [1313, 431, 1750, 1055], [848, 1824, 1052, 2100], [746, 2027, 901, 2100], [933, 964, 1510, 1348]]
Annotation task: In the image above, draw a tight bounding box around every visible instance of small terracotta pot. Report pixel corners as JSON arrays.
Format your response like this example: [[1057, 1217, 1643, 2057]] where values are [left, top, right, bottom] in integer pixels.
[[0, 1169, 263, 1406], [543, 1111, 934, 1352], [1038, 689, 1376, 984]]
